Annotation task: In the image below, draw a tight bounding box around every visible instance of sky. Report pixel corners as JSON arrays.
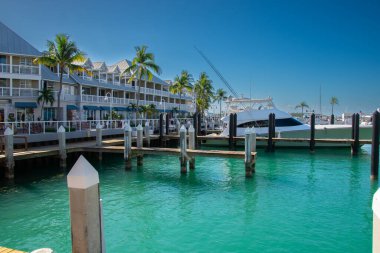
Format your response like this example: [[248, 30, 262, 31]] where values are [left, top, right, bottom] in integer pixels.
[[1, 0, 379, 115]]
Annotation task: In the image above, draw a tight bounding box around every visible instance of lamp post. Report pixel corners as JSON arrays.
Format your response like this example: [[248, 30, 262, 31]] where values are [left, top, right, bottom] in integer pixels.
[[105, 91, 112, 121], [160, 98, 166, 114]]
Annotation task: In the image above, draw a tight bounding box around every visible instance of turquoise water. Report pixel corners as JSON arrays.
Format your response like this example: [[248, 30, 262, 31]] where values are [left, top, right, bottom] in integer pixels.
[[0, 147, 377, 252]]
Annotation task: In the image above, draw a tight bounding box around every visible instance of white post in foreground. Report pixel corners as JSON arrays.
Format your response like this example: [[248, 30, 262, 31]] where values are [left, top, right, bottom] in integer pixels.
[[180, 125, 187, 174], [176, 120, 181, 135], [136, 124, 143, 166], [58, 125, 67, 168], [144, 120, 150, 147], [250, 127, 257, 153], [373, 189, 380, 253], [244, 128, 254, 177], [4, 127, 14, 179], [188, 125, 195, 170], [124, 123, 132, 170], [67, 156, 103, 253]]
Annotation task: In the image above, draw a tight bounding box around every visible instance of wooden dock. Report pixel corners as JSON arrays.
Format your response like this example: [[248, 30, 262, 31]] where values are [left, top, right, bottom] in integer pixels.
[[0, 246, 26, 253]]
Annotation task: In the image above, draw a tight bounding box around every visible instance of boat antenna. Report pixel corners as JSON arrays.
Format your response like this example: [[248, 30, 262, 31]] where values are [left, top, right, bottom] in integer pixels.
[[194, 46, 239, 98]]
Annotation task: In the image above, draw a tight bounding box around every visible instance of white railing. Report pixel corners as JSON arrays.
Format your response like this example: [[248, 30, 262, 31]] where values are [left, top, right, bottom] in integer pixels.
[[64, 94, 79, 102], [81, 94, 98, 103], [0, 87, 11, 96], [82, 76, 92, 81], [112, 97, 125, 104], [0, 64, 11, 73], [12, 88, 39, 97], [12, 65, 39, 75], [99, 79, 107, 84]]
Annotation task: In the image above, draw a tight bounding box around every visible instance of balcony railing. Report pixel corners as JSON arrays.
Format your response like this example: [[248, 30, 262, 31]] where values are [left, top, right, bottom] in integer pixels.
[[0, 87, 10, 96], [12, 88, 39, 97], [0, 64, 10, 73], [12, 65, 40, 75]]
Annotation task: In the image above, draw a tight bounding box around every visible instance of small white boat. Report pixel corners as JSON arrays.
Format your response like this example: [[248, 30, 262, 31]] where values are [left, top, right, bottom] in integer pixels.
[[204, 97, 373, 148]]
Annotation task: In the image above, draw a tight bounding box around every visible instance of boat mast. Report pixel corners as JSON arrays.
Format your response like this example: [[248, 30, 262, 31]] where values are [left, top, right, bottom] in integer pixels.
[[319, 85, 322, 116]]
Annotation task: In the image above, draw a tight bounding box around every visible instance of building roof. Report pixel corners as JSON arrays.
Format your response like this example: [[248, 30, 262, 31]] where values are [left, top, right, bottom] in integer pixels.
[[92, 61, 107, 71], [107, 64, 120, 74], [0, 21, 41, 56], [70, 73, 136, 92], [41, 65, 76, 85]]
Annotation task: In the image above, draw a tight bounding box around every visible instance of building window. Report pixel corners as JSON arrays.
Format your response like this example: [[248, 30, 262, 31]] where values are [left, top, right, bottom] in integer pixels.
[[44, 108, 57, 121], [19, 57, 33, 66], [0, 55, 6, 64], [0, 78, 8, 87], [19, 79, 32, 88]]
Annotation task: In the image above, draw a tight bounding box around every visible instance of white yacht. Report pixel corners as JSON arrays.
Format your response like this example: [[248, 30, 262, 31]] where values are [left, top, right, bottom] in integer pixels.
[[205, 97, 373, 148]]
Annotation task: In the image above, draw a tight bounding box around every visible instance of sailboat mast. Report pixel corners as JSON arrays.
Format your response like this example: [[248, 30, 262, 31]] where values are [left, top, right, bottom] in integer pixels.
[[319, 85, 322, 116]]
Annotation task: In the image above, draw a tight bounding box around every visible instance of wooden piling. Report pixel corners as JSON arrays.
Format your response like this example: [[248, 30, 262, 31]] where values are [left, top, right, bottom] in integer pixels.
[[58, 125, 67, 168], [352, 113, 360, 156], [4, 127, 14, 179], [137, 124, 144, 166], [179, 125, 188, 174], [371, 111, 379, 180], [165, 113, 170, 135], [67, 156, 102, 253], [229, 114, 234, 150], [144, 120, 150, 147], [271, 113, 276, 151], [267, 113, 273, 152], [233, 113, 238, 150], [124, 123, 132, 170], [159, 113, 164, 147], [96, 123, 102, 161], [188, 125, 196, 170], [310, 113, 315, 152], [244, 128, 254, 177], [330, 114, 335, 125]]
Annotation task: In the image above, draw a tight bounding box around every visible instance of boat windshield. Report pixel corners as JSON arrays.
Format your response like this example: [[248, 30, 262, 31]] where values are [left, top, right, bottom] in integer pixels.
[[237, 118, 303, 128], [225, 97, 275, 113]]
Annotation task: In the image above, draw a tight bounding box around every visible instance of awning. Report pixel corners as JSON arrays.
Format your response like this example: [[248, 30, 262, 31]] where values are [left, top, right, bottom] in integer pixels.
[[15, 102, 37, 108], [113, 107, 127, 111], [83, 105, 99, 110], [67, 105, 78, 110], [100, 106, 110, 111]]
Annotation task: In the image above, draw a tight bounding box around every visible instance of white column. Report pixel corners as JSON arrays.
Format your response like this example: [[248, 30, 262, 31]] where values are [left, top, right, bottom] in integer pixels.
[[373, 189, 380, 253], [10, 55, 13, 73], [9, 78, 13, 96], [144, 80, 147, 103]]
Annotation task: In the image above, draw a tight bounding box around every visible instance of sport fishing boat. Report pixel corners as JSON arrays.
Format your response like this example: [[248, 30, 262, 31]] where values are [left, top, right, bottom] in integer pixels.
[[204, 97, 373, 148]]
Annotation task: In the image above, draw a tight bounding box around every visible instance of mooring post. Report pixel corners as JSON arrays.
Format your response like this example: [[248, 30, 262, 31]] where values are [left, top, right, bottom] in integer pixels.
[[58, 125, 67, 168], [233, 113, 238, 150], [4, 127, 14, 179], [352, 113, 360, 155], [179, 125, 187, 174], [229, 114, 234, 150], [373, 189, 380, 252], [244, 128, 254, 177], [67, 156, 103, 253], [330, 114, 335, 125], [250, 127, 257, 153], [144, 120, 150, 147], [310, 113, 315, 152], [137, 124, 143, 166], [165, 113, 170, 135], [371, 111, 379, 180], [188, 125, 196, 170], [267, 113, 273, 152], [96, 123, 103, 161], [271, 113, 276, 152], [193, 113, 199, 149], [176, 119, 181, 135], [124, 123, 132, 170], [159, 113, 164, 147]]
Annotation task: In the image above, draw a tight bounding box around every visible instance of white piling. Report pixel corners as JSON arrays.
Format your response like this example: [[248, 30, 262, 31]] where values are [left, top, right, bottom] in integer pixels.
[[373, 189, 380, 253], [188, 125, 195, 169], [4, 127, 14, 179], [250, 127, 257, 152], [244, 128, 254, 177], [180, 125, 187, 173], [136, 124, 143, 166], [67, 156, 103, 253], [144, 120, 150, 147], [58, 125, 67, 168], [176, 120, 181, 135], [124, 123, 132, 170]]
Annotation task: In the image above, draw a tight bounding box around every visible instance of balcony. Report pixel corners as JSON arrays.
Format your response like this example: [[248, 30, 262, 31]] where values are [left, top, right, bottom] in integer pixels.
[[12, 65, 40, 75], [81, 94, 126, 105], [12, 88, 39, 97], [0, 64, 10, 73], [0, 87, 10, 96]]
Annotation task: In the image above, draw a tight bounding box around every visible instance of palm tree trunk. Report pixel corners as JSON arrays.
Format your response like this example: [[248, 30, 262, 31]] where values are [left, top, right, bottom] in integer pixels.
[[219, 100, 222, 119], [41, 101, 45, 121], [332, 105, 334, 115], [57, 69, 63, 122]]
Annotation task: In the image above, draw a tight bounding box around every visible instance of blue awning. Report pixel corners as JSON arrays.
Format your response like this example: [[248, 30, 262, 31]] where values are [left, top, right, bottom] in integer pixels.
[[15, 102, 37, 108], [83, 105, 99, 110], [67, 105, 78, 110], [114, 107, 127, 111], [100, 106, 110, 111]]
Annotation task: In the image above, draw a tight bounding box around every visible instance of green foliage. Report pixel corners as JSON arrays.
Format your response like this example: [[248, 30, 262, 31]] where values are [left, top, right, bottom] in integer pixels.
[[330, 96, 339, 114], [295, 101, 309, 114], [213, 88, 227, 118], [169, 70, 193, 111], [194, 72, 214, 115]]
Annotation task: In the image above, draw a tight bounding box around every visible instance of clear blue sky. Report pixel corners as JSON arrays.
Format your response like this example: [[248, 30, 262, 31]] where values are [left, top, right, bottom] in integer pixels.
[[2, 0, 379, 114]]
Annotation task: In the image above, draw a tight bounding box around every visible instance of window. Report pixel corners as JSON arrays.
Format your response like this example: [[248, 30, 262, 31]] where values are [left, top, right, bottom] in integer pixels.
[[237, 118, 303, 128], [0, 78, 8, 87], [44, 108, 57, 121], [0, 55, 6, 64], [19, 57, 33, 66], [19, 79, 32, 88]]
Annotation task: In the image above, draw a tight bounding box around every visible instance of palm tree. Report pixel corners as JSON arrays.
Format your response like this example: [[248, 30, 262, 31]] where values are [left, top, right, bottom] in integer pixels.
[[295, 101, 309, 115], [214, 88, 227, 119], [169, 70, 193, 112], [330, 96, 339, 115], [122, 45, 161, 108], [34, 34, 85, 121], [37, 86, 55, 120], [194, 72, 214, 116]]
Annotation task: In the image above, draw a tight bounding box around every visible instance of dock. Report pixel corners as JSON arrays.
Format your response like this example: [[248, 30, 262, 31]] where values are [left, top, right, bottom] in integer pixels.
[[0, 246, 26, 253]]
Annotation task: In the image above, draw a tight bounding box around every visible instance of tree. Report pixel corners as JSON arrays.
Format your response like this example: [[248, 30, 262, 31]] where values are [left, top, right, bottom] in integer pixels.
[[122, 45, 161, 108], [330, 96, 339, 115], [194, 72, 214, 116], [295, 101, 309, 115], [214, 88, 227, 119], [37, 86, 55, 120], [34, 34, 85, 121], [169, 70, 193, 112]]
